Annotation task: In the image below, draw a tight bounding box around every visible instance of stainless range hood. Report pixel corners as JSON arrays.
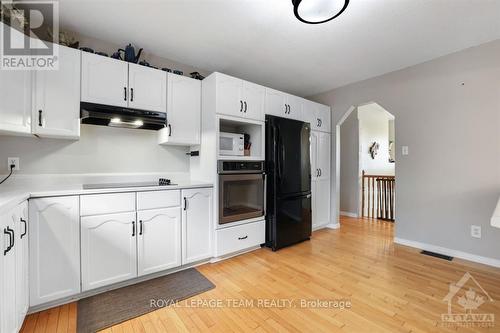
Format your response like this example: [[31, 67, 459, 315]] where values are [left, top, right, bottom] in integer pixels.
[[80, 102, 167, 130]]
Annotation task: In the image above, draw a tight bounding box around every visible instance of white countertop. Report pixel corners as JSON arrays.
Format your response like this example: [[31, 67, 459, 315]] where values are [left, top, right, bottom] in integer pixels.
[[0, 176, 212, 215]]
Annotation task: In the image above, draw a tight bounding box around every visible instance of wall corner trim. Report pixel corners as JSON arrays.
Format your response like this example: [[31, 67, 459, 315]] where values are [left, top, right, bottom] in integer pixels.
[[394, 237, 500, 268]]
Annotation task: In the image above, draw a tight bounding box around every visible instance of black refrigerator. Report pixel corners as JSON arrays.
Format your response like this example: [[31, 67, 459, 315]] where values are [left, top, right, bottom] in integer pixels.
[[265, 115, 312, 251]]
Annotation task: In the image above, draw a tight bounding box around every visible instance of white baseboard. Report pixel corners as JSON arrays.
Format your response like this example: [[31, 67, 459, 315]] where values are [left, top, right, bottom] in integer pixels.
[[326, 223, 340, 229], [340, 211, 358, 218], [394, 237, 500, 268]]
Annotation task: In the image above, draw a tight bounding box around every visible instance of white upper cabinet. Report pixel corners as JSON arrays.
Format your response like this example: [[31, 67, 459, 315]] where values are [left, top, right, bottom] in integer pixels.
[[265, 88, 302, 120], [137, 207, 181, 276], [303, 100, 331, 133], [81, 52, 129, 107], [29, 196, 80, 307], [182, 188, 213, 264], [0, 24, 31, 136], [81, 212, 137, 291], [33, 45, 81, 139], [241, 81, 265, 121], [215, 73, 265, 121], [128, 63, 166, 112], [158, 73, 201, 145], [317, 131, 331, 180]]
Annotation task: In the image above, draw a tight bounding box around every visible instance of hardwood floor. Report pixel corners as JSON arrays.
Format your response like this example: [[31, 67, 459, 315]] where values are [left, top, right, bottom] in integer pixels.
[[21, 217, 500, 332]]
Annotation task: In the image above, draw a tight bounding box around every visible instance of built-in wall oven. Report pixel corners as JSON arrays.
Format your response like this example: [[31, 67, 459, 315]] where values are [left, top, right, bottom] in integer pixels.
[[218, 161, 266, 225]]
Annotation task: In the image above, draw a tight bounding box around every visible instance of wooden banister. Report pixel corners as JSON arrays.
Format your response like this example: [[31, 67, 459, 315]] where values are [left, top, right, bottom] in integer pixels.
[[361, 171, 395, 221]]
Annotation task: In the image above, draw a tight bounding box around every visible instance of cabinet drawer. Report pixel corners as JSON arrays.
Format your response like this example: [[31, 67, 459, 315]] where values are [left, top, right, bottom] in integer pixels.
[[80, 193, 136, 216], [216, 220, 265, 257], [136, 190, 180, 210]]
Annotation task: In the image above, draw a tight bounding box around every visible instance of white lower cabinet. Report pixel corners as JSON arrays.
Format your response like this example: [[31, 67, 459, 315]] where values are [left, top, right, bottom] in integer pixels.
[[216, 220, 265, 257], [29, 196, 80, 307], [1, 207, 19, 333], [81, 212, 137, 292], [182, 188, 213, 264], [15, 202, 29, 329], [312, 179, 331, 228], [137, 207, 181, 276]]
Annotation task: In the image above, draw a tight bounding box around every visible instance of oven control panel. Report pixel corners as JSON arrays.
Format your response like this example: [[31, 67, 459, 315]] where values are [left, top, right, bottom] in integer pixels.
[[218, 161, 265, 174]]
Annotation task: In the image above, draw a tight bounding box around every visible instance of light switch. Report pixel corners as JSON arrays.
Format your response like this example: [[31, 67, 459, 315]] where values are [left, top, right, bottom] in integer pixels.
[[402, 146, 409, 156]]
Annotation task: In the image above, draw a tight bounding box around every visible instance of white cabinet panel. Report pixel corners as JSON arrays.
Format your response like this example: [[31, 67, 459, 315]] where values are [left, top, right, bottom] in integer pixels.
[[33, 45, 81, 139], [216, 73, 243, 118], [316, 104, 331, 133], [128, 63, 167, 112], [241, 81, 265, 121], [264, 88, 302, 120], [182, 188, 213, 264], [81, 212, 137, 291], [29, 196, 80, 306], [137, 208, 181, 276], [265, 88, 287, 118], [136, 190, 180, 211], [80, 192, 136, 216], [313, 179, 331, 228], [286, 94, 303, 120], [317, 132, 331, 180], [159, 73, 201, 145], [0, 23, 31, 136], [303, 100, 331, 132], [310, 131, 319, 180], [81, 52, 128, 107], [0, 68, 32, 136], [15, 202, 29, 328], [215, 73, 265, 121], [1, 207, 19, 333], [216, 220, 265, 257]]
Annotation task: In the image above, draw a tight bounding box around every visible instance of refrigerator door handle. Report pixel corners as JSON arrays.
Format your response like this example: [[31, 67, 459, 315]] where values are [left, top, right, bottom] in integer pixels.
[[263, 173, 267, 216]]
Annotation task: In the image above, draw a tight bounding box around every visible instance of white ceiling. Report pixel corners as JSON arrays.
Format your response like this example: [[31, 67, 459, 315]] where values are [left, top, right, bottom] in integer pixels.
[[58, 0, 500, 96]]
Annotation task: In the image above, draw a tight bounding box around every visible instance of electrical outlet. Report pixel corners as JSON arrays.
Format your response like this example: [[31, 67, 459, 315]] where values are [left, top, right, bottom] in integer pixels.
[[7, 157, 19, 171], [402, 146, 409, 156], [471, 225, 481, 239]]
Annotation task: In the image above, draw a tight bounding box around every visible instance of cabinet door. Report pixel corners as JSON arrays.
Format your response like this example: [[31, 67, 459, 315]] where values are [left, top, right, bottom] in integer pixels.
[[81, 52, 128, 107], [265, 88, 288, 118], [314, 179, 331, 227], [216, 73, 243, 118], [33, 45, 81, 139], [81, 212, 137, 291], [316, 104, 331, 133], [317, 132, 331, 180], [1, 208, 18, 333], [286, 95, 303, 121], [310, 131, 319, 180], [241, 80, 265, 121], [137, 207, 181, 276], [15, 202, 29, 328], [29, 196, 80, 306], [0, 69, 32, 136], [160, 73, 201, 145], [128, 63, 167, 112], [182, 188, 213, 264]]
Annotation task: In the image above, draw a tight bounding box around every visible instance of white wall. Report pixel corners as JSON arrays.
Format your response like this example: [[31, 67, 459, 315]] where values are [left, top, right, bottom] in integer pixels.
[[0, 125, 189, 175], [339, 110, 359, 214], [358, 103, 395, 176], [311, 40, 500, 261]]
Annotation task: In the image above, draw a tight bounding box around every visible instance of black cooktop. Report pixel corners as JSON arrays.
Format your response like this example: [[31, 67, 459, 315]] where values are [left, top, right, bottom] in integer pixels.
[[83, 178, 176, 190]]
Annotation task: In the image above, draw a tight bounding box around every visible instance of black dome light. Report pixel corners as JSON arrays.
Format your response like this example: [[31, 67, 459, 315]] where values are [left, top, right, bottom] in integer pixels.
[[292, 0, 349, 24]]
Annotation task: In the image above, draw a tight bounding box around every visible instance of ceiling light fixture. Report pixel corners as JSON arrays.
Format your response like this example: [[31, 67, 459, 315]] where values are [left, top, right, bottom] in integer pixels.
[[292, 0, 349, 24]]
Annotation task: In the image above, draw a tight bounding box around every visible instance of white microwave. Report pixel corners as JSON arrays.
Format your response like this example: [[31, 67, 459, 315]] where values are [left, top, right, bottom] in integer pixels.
[[219, 132, 244, 156]]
